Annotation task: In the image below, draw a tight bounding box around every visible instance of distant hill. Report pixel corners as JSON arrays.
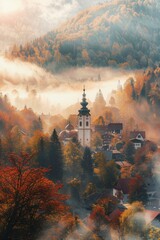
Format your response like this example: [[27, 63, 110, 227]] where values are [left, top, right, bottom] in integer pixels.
[[0, 94, 42, 136], [9, 0, 160, 71]]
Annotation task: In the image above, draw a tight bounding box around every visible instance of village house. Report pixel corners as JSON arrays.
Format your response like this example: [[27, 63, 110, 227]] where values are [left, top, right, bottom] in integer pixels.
[[129, 130, 146, 150], [113, 178, 131, 204], [107, 123, 123, 134], [59, 122, 78, 144]]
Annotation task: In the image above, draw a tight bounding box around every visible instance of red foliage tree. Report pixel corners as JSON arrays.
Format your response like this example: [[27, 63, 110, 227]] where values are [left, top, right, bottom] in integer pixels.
[[0, 153, 68, 240], [90, 205, 110, 231], [89, 197, 114, 234]]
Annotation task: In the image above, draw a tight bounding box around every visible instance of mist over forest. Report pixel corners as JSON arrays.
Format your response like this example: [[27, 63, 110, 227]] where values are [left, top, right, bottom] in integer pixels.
[[0, 55, 134, 114]]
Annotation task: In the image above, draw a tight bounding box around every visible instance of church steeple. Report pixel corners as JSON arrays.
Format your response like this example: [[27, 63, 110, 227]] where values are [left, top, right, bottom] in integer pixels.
[[78, 87, 90, 116], [78, 87, 91, 147]]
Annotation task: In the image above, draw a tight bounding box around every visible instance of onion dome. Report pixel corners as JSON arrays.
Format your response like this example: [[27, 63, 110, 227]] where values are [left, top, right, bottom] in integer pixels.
[[78, 87, 90, 116]]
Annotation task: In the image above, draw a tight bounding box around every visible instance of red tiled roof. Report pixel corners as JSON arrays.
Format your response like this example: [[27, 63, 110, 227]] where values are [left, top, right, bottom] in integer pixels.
[[144, 210, 160, 225], [65, 122, 74, 131], [130, 131, 146, 139], [116, 161, 132, 167]]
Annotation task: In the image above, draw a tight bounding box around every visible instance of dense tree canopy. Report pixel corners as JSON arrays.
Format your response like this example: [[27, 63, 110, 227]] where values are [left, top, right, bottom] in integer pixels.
[[8, 0, 160, 71], [0, 153, 68, 240]]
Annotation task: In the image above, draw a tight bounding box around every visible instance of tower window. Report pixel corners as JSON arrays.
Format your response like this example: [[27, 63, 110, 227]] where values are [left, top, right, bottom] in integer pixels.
[[80, 121, 82, 127], [86, 121, 89, 127]]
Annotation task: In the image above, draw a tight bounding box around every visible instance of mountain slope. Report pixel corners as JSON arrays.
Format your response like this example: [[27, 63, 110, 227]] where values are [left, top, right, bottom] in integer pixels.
[[9, 0, 160, 71]]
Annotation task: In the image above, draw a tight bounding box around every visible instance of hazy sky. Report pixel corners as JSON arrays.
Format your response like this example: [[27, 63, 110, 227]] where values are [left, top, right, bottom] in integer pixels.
[[0, 0, 105, 52]]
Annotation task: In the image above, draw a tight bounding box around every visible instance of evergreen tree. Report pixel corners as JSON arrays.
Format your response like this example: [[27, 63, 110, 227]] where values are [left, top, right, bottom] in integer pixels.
[[37, 137, 46, 167], [81, 147, 93, 180], [103, 160, 119, 188], [131, 79, 137, 100], [140, 82, 146, 99], [38, 117, 43, 131], [123, 141, 135, 164], [50, 129, 59, 143], [140, 81, 151, 103], [49, 129, 63, 182]]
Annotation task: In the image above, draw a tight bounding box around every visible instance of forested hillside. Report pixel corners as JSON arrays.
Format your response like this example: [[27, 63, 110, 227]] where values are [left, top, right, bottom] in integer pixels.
[[9, 0, 160, 71]]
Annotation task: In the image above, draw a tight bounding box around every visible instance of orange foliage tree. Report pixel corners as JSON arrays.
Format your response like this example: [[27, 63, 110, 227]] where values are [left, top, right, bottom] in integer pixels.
[[90, 204, 110, 232], [89, 197, 118, 233], [0, 153, 68, 240]]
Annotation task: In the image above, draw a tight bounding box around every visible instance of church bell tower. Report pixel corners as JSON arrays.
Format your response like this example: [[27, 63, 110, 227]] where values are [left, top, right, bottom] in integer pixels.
[[78, 87, 91, 147]]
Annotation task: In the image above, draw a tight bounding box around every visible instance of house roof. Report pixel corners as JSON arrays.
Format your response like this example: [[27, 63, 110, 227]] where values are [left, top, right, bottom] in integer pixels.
[[116, 161, 132, 168], [144, 210, 160, 225], [59, 129, 78, 140], [130, 138, 143, 143], [95, 125, 107, 132], [130, 131, 146, 139], [107, 123, 123, 131], [114, 178, 131, 194], [65, 122, 74, 131]]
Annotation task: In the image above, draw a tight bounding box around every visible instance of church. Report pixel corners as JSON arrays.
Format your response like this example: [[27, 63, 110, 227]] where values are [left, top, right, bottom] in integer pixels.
[[59, 88, 91, 147]]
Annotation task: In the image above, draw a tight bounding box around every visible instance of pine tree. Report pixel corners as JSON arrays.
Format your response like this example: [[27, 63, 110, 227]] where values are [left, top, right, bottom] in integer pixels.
[[131, 80, 137, 100], [123, 141, 135, 164], [49, 129, 63, 182], [50, 129, 59, 143], [37, 137, 46, 167], [38, 117, 43, 131], [81, 147, 93, 180]]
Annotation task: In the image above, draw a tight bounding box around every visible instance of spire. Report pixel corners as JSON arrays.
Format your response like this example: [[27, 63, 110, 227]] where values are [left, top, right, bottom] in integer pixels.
[[98, 74, 101, 81], [95, 89, 106, 106], [117, 80, 122, 91], [83, 86, 86, 99], [99, 89, 102, 95], [78, 88, 90, 116]]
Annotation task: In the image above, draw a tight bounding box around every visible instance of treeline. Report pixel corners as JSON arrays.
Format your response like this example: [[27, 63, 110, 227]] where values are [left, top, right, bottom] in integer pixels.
[[122, 66, 160, 117], [0, 94, 42, 135], [0, 94, 42, 159], [8, 0, 160, 71]]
